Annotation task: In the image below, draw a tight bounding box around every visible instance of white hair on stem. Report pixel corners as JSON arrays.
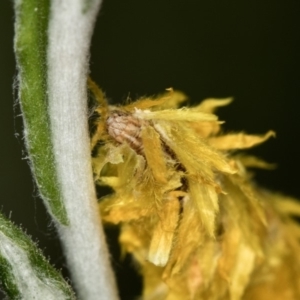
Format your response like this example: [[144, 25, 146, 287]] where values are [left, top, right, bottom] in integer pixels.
[[47, 0, 119, 299]]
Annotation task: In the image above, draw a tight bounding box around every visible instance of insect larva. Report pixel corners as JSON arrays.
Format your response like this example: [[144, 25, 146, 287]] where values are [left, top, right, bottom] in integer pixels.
[[106, 110, 145, 154]]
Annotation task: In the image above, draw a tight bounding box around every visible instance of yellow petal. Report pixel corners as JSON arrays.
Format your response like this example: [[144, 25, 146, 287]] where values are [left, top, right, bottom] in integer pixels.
[[164, 199, 205, 277], [273, 195, 300, 216], [123, 89, 188, 111], [235, 154, 276, 170], [148, 195, 180, 266], [229, 242, 255, 300], [193, 97, 233, 113], [189, 120, 223, 138], [141, 125, 168, 183], [134, 107, 218, 122], [158, 89, 188, 109], [123, 97, 168, 111], [99, 193, 152, 224], [155, 121, 236, 177], [189, 178, 219, 237], [209, 131, 275, 150]]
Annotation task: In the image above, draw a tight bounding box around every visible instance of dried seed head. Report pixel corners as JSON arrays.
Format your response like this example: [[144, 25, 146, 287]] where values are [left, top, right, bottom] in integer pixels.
[[107, 110, 145, 153]]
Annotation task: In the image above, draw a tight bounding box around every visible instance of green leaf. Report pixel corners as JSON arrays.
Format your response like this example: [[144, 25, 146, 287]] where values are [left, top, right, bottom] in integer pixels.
[[0, 212, 75, 299], [14, 0, 69, 224]]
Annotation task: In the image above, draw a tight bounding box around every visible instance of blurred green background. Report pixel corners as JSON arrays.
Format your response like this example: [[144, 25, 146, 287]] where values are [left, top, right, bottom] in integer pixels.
[[1, 1, 299, 299]]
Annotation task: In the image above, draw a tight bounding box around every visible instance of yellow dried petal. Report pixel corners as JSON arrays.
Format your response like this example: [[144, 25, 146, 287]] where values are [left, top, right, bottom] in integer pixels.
[[98, 176, 120, 187], [189, 178, 219, 237], [157, 89, 188, 109], [164, 200, 205, 277], [111, 146, 144, 188], [156, 121, 236, 177], [235, 154, 276, 170], [220, 178, 264, 256], [143, 263, 167, 300], [193, 97, 233, 113], [209, 130, 275, 150], [231, 175, 267, 227], [119, 223, 149, 263], [123, 89, 187, 111], [134, 107, 218, 122], [99, 193, 152, 223], [141, 125, 168, 183], [273, 195, 300, 216], [189, 120, 222, 138], [229, 243, 255, 300], [218, 227, 242, 282], [123, 97, 167, 111], [148, 196, 180, 266]]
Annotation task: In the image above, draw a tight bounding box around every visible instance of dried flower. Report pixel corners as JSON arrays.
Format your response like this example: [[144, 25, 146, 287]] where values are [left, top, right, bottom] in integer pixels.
[[89, 79, 300, 300]]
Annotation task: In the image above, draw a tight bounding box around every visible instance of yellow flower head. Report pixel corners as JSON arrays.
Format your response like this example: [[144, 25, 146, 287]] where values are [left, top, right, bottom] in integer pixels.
[[89, 78, 300, 300]]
